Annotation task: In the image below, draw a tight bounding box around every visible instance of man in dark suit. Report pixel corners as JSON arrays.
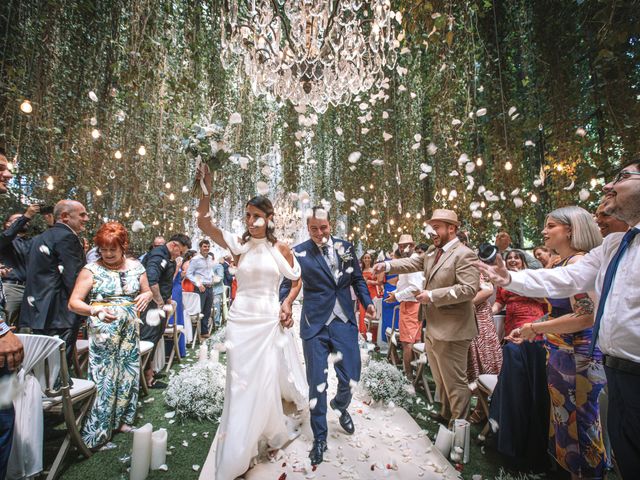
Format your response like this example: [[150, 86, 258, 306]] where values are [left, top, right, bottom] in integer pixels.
[[140, 233, 190, 386], [19, 199, 88, 369], [0, 204, 40, 326], [281, 207, 375, 466]]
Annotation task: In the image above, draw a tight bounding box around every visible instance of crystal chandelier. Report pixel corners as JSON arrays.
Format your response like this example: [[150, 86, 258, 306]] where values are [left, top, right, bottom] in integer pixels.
[[220, 1, 401, 113]]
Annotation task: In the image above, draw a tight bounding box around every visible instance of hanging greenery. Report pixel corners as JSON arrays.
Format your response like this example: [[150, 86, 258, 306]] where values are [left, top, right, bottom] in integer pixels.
[[1, 0, 637, 253]]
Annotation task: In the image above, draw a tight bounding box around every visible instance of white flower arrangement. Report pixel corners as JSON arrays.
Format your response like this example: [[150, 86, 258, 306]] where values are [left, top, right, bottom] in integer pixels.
[[164, 362, 226, 421], [360, 360, 412, 408]]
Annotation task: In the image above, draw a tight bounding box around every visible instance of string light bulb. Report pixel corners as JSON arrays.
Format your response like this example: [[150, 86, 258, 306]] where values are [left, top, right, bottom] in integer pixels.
[[590, 178, 597, 188], [531, 194, 538, 203], [504, 161, 513, 171], [165, 182, 171, 189], [46, 184, 53, 191], [114, 150, 122, 159], [169, 193, 175, 201], [91, 129, 101, 139], [138, 145, 146, 156], [476, 157, 483, 166], [20, 100, 33, 114], [46, 176, 54, 185], [96, 189, 103, 196], [441, 188, 447, 196]]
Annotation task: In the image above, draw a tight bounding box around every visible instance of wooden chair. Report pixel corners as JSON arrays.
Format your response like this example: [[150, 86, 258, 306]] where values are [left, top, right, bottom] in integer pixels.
[[162, 300, 183, 372], [411, 341, 434, 403], [73, 339, 90, 378], [16, 334, 96, 480], [475, 374, 498, 439], [182, 292, 203, 348], [139, 340, 155, 396], [385, 305, 401, 365]]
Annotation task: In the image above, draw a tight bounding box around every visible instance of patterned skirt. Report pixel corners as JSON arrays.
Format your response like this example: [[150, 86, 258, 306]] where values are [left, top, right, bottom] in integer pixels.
[[467, 301, 502, 383], [545, 330, 607, 478]]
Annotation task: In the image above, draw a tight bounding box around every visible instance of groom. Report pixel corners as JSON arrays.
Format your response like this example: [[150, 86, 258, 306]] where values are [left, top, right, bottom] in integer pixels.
[[280, 206, 375, 465]]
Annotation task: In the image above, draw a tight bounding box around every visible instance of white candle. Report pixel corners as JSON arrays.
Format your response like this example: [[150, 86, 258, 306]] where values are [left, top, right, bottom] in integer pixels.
[[198, 344, 208, 363], [209, 349, 220, 364], [453, 419, 471, 463], [130, 423, 152, 480], [434, 423, 454, 458], [150, 428, 167, 470]]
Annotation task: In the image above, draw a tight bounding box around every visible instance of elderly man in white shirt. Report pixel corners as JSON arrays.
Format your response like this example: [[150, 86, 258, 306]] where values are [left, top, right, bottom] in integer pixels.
[[385, 235, 424, 380], [477, 159, 640, 478]]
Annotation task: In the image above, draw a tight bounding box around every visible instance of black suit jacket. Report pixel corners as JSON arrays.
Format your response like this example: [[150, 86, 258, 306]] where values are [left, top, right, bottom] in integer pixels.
[[19, 222, 85, 330], [0, 214, 33, 282]]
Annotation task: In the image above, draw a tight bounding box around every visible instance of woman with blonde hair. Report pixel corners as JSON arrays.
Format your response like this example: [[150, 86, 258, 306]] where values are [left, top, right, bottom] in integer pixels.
[[513, 206, 606, 479]]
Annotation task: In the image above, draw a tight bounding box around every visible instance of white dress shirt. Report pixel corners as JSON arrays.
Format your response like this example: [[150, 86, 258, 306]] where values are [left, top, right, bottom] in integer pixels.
[[314, 238, 349, 324], [394, 253, 425, 302], [186, 253, 216, 286], [507, 222, 640, 363]]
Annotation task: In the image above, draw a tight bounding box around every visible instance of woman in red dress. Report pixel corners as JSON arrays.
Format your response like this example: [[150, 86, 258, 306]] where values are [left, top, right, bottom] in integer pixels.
[[358, 252, 383, 336]]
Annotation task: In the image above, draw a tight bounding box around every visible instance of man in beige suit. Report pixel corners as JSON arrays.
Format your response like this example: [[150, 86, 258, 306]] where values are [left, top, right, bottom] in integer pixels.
[[374, 209, 479, 425]]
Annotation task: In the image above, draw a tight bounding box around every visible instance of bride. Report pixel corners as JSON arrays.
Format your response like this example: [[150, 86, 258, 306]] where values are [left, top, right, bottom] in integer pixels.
[[196, 168, 308, 479]]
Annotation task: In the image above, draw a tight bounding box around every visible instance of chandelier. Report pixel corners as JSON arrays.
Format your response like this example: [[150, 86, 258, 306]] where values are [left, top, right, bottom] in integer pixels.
[[220, 1, 401, 113]]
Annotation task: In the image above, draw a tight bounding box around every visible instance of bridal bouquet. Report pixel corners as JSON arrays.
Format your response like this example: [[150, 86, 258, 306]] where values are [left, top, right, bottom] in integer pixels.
[[182, 110, 233, 197], [164, 362, 226, 420], [361, 360, 412, 408]]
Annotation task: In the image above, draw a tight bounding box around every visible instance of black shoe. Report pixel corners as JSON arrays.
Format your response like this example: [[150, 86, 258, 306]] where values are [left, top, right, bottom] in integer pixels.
[[309, 439, 327, 466], [330, 399, 355, 435], [428, 411, 450, 425]]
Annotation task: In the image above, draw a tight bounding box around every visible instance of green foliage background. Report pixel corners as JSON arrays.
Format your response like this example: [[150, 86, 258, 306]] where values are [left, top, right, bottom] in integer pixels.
[[1, 0, 638, 252]]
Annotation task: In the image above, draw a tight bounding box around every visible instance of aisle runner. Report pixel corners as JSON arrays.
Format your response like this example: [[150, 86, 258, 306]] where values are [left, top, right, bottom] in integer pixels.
[[200, 305, 459, 480]]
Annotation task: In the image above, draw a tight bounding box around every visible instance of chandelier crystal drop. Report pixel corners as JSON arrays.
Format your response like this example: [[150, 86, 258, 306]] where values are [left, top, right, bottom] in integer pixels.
[[220, 0, 401, 113]]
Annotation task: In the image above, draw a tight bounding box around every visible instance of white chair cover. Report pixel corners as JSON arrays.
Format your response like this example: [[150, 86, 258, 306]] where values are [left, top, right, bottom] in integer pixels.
[[182, 292, 201, 316], [8, 334, 64, 480]]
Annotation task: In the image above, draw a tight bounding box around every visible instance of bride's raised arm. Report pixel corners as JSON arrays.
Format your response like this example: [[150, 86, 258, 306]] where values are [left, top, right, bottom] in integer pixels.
[[196, 166, 231, 252]]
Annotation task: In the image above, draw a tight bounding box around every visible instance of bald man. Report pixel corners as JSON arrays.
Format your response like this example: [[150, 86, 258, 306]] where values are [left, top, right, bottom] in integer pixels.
[[20, 199, 89, 369]]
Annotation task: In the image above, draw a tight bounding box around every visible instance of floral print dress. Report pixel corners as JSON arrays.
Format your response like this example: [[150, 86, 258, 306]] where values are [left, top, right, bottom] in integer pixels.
[[80, 261, 146, 448]]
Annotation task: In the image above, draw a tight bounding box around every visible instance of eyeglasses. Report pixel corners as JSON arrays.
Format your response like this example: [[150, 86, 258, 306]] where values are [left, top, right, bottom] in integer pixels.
[[612, 170, 640, 185]]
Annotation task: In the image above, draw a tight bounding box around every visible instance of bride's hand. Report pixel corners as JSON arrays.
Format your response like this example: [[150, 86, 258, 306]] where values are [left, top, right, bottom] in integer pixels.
[[196, 164, 213, 198]]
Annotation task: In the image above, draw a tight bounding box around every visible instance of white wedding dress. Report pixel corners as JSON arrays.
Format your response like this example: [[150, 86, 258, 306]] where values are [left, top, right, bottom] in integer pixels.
[[210, 233, 308, 480]]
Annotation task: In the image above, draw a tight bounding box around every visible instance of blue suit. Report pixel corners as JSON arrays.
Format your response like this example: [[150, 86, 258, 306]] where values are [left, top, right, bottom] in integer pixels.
[[282, 237, 373, 441]]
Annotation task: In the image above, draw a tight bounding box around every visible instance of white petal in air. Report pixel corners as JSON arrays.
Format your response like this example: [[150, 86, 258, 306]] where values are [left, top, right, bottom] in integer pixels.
[[576, 127, 587, 137], [427, 143, 438, 155], [371, 159, 384, 166], [383, 132, 393, 141], [88, 91, 98, 102], [348, 152, 361, 164], [228, 112, 242, 125], [39, 245, 50, 255], [256, 181, 269, 195], [131, 220, 145, 232], [335, 127, 343, 136], [316, 382, 327, 393], [334, 191, 346, 202], [475, 108, 487, 117], [564, 180, 575, 191], [508, 106, 517, 116], [579, 188, 590, 201]]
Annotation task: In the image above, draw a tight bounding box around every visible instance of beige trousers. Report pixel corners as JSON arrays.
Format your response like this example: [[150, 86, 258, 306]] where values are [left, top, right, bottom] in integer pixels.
[[426, 336, 472, 421]]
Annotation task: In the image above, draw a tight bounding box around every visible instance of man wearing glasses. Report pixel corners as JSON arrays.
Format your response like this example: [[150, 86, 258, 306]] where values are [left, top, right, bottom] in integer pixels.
[[477, 159, 640, 478]]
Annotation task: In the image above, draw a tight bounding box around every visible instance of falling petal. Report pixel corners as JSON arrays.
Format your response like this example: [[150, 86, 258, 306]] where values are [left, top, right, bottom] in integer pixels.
[[316, 382, 327, 393], [414, 134, 422, 142], [88, 91, 98, 102], [228, 112, 242, 124], [508, 106, 517, 116], [564, 180, 575, 191], [39, 245, 50, 255], [579, 188, 590, 201], [371, 159, 384, 166], [335, 191, 346, 202], [576, 127, 587, 137], [256, 181, 269, 195], [451, 119, 462, 126], [335, 127, 343, 136], [475, 108, 487, 117], [131, 220, 145, 232], [383, 132, 393, 141], [513, 197, 524, 208], [524, 140, 535, 147], [348, 152, 362, 164], [427, 143, 438, 155]]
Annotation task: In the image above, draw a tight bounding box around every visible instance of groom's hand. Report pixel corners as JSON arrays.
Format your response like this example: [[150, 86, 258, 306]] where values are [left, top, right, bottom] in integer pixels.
[[365, 304, 376, 319], [279, 301, 293, 328]]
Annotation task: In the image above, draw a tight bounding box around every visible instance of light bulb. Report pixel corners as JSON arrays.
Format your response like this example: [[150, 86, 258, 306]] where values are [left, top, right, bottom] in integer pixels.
[[46, 176, 54, 184], [441, 188, 447, 196], [124, 211, 130, 218], [476, 158, 483, 166], [20, 100, 33, 113], [504, 161, 513, 171], [169, 193, 175, 201], [371, 209, 377, 215], [114, 150, 122, 159], [556, 164, 563, 172], [46, 184, 53, 191], [389, 219, 395, 225], [405, 212, 411, 218], [590, 178, 597, 188], [91, 129, 101, 139], [96, 189, 102, 196], [138, 145, 146, 156], [531, 194, 538, 203], [165, 182, 171, 189]]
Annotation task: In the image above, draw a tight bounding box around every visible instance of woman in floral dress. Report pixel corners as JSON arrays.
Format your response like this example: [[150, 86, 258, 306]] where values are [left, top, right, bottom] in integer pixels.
[[69, 222, 153, 448]]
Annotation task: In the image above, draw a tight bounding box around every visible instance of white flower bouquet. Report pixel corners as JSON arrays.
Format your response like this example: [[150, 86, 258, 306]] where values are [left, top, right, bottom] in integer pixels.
[[206, 326, 226, 351], [164, 362, 226, 420], [360, 360, 412, 408]]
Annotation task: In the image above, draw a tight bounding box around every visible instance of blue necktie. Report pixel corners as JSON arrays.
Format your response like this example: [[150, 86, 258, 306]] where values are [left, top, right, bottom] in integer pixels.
[[590, 227, 639, 355]]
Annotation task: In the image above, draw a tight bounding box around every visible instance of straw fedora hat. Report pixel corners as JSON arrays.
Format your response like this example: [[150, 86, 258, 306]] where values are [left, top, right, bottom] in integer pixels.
[[427, 209, 460, 227], [397, 234, 415, 245]]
